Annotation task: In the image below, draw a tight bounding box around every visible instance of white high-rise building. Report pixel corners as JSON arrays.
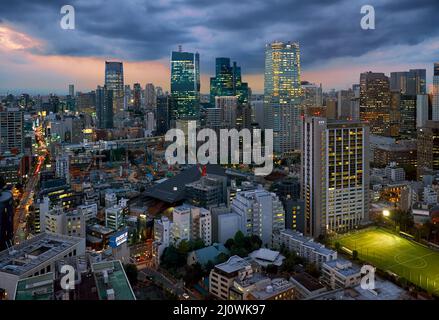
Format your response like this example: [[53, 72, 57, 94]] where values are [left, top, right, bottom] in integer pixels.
[[231, 187, 285, 246], [44, 206, 86, 238], [301, 117, 370, 237], [171, 206, 191, 244], [191, 207, 212, 246], [154, 216, 172, 248]]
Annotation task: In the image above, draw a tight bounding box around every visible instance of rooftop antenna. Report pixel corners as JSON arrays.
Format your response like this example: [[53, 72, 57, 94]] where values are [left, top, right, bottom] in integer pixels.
[[178, 45, 182, 52]]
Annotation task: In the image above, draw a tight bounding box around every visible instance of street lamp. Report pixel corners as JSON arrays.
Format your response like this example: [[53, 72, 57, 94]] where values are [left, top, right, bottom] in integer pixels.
[[383, 210, 390, 217]]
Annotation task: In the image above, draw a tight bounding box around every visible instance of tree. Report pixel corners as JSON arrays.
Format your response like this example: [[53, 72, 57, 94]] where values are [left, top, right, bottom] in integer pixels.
[[224, 238, 235, 250], [335, 242, 341, 251], [265, 264, 278, 275], [124, 264, 138, 286], [161, 245, 186, 271], [234, 231, 246, 247], [183, 263, 203, 288], [177, 240, 191, 255], [352, 250, 358, 260]]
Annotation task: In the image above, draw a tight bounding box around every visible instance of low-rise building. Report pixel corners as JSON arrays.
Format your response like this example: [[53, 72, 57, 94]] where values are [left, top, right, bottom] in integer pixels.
[[276, 229, 337, 268], [321, 259, 363, 290], [209, 255, 254, 300], [248, 248, 285, 268], [0, 233, 85, 299], [289, 272, 327, 299]]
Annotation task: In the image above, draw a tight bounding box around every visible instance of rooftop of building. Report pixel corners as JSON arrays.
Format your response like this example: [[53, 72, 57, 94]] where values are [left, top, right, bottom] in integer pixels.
[[91, 260, 136, 300], [249, 248, 285, 267], [214, 255, 252, 275], [290, 272, 326, 293], [323, 259, 361, 277], [14, 272, 54, 300], [144, 165, 226, 203], [311, 278, 409, 300], [248, 278, 294, 300], [0, 233, 84, 276], [191, 243, 229, 265]]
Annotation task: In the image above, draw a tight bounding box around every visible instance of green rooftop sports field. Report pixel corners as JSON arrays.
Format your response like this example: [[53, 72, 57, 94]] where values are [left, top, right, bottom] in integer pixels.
[[334, 227, 439, 295]]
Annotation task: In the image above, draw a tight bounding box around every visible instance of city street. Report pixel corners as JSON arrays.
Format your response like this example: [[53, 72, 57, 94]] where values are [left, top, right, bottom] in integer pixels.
[[13, 125, 48, 244]]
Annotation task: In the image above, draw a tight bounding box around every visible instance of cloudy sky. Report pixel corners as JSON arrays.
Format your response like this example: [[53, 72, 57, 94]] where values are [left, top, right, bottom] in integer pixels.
[[0, 0, 438, 95]]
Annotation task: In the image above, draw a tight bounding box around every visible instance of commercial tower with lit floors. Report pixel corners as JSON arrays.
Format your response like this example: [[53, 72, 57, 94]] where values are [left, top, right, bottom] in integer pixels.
[[264, 41, 302, 154]]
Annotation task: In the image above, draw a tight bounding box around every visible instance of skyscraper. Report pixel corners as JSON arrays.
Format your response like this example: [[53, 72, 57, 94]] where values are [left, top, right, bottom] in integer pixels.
[[0, 184, 13, 251], [390, 69, 426, 95], [264, 41, 302, 153], [105, 61, 124, 114], [0, 107, 24, 155], [210, 58, 249, 106], [144, 83, 156, 111], [170, 49, 200, 121], [96, 85, 114, 129], [301, 117, 369, 237], [359, 71, 391, 135], [417, 120, 439, 178], [433, 63, 439, 121], [133, 83, 142, 110], [69, 84, 75, 97]]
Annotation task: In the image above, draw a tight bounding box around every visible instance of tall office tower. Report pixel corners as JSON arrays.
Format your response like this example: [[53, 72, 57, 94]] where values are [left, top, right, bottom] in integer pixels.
[[69, 84, 75, 97], [417, 121, 439, 178], [389, 91, 401, 137], [417, 94, 429, 128], [76, 91, 96, 115], [144, 83, 156, 111], [123, 85, 131, 110], [156, 95, 171, 135], [399, 94, 417, 139], [390, 71, 408, 93], [0, 187, 14, 251], [407, 69, 427, 95], [232, 61, 250, 105], [215, 96, 238, 128], [210, 58, 233, 105], [205, 108, 223, 131], [337, 89, 355, 120], [96, 85, 114, 129], [170, 49, 200, 121], [301, 82, 323, 109], [326, 99, 337, 119], [105, 61, 124, 114], [210, 58, 249, 106], [359, 71, 391, 135], [433, 63, 439, 120], [264, 41, 302, 153], [231, 188, 285, 246], [301, 117, 369, 237], [133, 83, 142, 110], [0, 107, 24, 155]]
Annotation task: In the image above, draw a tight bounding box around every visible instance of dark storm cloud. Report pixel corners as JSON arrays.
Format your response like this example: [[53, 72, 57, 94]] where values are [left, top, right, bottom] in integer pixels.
[[0, 0, 438, 74]]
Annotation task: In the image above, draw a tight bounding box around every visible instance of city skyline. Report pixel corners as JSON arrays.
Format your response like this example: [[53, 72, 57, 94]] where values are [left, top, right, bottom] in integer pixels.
[[0, 0, 439, 94]]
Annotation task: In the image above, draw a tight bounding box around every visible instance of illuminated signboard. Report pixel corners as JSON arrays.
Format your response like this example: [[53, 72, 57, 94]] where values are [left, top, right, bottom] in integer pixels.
[[109, 229, 128, 248]]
